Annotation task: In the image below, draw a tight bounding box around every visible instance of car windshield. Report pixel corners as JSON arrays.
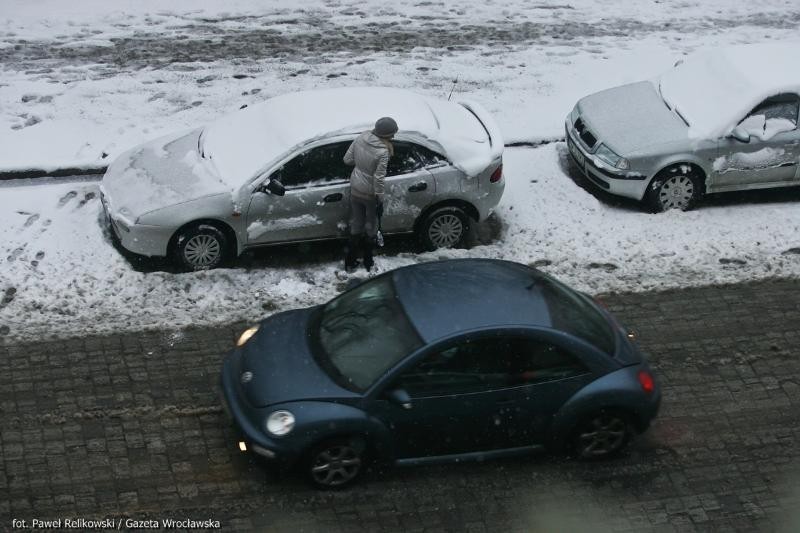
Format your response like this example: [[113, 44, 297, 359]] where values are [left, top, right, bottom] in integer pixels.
[[312, 275, 423, 392], [535, 274, 616, 356]]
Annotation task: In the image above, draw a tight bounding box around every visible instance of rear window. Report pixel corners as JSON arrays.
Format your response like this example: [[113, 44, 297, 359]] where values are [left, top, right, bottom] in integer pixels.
[[536, 275, 616, 355]]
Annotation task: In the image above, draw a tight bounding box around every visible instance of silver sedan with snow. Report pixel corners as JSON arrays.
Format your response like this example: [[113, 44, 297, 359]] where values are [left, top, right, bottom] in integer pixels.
[[100, 87, 504, 270], [566, 43, 800, 212]]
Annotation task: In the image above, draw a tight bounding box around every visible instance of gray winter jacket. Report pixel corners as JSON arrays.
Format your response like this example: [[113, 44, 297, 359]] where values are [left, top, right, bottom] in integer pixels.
[[343, 131, 390, 202]]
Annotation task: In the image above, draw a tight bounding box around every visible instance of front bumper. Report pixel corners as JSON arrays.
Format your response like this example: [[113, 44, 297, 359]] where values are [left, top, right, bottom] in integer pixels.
[[564, 119, 649, 201], [219, 352, 299, 467], [100, 193, 171, 257]]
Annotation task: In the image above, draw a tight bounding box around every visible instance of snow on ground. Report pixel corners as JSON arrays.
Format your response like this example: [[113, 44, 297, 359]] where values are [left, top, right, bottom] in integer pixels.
[[2, 1, 800, 340], [3, 143, 800, 341]]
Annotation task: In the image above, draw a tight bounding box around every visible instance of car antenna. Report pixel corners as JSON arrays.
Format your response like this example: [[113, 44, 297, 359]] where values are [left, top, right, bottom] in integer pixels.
[[447, 74, 460, 101]]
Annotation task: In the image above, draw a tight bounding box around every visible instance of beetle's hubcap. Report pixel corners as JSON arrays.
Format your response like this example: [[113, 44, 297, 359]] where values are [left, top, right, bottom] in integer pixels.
[[311, 445, 362, 486], [658, 175, 695, 210], [184, 234, 221, 267], [578, 415, 627, 458], [429, 214, 463, 248]]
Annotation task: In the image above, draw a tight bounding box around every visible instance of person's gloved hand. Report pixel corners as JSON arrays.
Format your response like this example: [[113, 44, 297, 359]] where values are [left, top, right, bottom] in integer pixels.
[[376, 200, 384, 218]]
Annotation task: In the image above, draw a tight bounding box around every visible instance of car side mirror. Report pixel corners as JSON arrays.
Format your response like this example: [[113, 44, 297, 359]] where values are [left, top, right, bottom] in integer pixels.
[[729, 126, 750, 143], [258, 178, 286, 196], [385, 388, 412, 410]]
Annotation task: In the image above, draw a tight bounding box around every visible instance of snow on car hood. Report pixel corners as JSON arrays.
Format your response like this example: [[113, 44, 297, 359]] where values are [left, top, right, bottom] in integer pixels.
[[200, 87, 503, 185], [659, 43, 800, 139], [100, 129, 230, 221], [577, 81, 688, 154]]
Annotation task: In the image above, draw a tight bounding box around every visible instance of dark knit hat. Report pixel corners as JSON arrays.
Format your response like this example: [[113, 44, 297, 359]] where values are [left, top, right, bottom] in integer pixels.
[[373, 117, 398, 138]]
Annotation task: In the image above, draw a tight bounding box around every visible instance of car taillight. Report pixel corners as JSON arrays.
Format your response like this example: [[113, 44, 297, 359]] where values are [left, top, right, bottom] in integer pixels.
[[638, 370, 654, 394], [489, 165, 503, 183]]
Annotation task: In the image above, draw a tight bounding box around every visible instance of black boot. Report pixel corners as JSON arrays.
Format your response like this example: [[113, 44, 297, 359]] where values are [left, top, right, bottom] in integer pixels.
[[344, 235, 361, 272], [362, 235, 374, 272]]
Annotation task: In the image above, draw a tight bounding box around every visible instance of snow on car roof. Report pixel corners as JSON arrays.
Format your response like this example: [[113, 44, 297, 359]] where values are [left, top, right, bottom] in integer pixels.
[[659, 43, 800, 139], [201, 86, 493, 189]]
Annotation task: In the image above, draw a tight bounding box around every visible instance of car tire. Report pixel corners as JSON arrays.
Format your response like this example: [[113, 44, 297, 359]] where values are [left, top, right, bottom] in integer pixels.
[[418, 207, 470, 251], [645, 165, 703, 213], [173, 224, 229, 271], [304, 437, 367, 489], [569, 409, 633, 460]]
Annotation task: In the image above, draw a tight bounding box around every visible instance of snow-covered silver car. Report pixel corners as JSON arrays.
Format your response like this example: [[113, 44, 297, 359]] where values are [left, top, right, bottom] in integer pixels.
[[566, 43, 800, 212], [100, 87, 504, 270]]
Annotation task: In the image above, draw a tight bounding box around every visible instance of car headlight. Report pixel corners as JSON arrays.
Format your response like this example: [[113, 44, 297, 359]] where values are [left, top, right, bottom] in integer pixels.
[[236, 325, 259, 347], [265, 410, 295, 436], [594, 144, 630, 170]]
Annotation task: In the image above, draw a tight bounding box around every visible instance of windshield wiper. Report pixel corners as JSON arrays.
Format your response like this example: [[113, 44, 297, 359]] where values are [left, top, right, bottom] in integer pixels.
[[198, 128, 206, 158]]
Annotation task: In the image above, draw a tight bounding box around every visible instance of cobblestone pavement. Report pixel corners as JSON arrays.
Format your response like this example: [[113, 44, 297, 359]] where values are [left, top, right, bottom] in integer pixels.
[[2, 278, 800, 532]]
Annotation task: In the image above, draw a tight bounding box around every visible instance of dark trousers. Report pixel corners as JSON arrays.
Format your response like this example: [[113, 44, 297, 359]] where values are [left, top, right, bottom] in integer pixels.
[[345, 195, 376, 269]]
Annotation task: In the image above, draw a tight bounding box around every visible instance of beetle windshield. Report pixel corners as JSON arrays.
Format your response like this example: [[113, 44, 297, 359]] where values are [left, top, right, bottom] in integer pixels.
[[313, 275, 423, 392]]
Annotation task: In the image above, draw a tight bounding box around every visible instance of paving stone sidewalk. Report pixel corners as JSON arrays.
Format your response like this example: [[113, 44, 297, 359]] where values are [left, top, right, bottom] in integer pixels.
[[2, 278, 800, 532]]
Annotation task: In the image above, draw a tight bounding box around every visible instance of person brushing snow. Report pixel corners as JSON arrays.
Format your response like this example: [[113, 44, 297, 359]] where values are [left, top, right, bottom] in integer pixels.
[[342, 116, 397, 272]]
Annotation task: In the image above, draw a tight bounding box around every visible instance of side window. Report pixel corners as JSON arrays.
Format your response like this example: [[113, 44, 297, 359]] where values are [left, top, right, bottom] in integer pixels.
[[272, 141, 353, 188], [395, 337, 588, 398], [739, 93, 799, 140], [387, 142, 423, 177], [415, 145, 447, 167]]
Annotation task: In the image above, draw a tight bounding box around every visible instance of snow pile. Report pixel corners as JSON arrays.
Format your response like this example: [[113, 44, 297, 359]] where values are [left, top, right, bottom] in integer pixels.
[[659, 43, 800, 139]]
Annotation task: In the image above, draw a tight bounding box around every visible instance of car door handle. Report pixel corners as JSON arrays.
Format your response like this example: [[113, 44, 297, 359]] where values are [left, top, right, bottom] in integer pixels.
[[323, 193, 343, 203], [408, 182, 428, 192]]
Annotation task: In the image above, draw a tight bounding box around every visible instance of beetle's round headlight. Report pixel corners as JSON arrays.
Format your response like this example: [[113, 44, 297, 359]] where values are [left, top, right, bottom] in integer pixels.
[[236, 325, 259, 347], [266, 410, 295, 436]]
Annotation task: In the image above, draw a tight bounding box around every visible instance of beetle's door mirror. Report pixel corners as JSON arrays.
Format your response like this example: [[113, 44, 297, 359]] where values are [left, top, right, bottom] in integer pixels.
[[385, 388, 412, 410], [729, 126, 751, 143]]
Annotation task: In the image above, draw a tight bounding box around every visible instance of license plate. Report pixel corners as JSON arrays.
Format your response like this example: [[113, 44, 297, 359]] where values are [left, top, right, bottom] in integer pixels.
[[568, 137, 585, 168]]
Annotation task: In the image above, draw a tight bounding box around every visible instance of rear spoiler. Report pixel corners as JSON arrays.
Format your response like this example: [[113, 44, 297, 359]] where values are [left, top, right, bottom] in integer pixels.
[[458, 99, 504, 162]]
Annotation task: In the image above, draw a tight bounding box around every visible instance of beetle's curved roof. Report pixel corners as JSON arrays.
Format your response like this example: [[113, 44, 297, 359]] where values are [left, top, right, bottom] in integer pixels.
[[392, 259, 563, 342], [659, 43, 800, 139], [202, 87, 496, 188]]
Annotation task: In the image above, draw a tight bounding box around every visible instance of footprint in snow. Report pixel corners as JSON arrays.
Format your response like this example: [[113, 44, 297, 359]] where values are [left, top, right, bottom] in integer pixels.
[[57, 190, 77, 207], [23, 213, 40, 227], [1, 287, 16, 308], [587, 262, 619, 272], [35, 251, 45, 260], [719, 258, 747, 266], [781, 247, 800, 256], [76, 191, 96, 208], [7, 246, 25, 262], [528, 259, 552, 268]]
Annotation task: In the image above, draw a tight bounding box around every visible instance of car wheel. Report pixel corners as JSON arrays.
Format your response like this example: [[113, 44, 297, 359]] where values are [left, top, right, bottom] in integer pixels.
[[646, 165, 703, 212], [174, 224, 229, 271], [570, 410, 632, 460], [418, 207, 469, 250], [305, 438, 366, 489]]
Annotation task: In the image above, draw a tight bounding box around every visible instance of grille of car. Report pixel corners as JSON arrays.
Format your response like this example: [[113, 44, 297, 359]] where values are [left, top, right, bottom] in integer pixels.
[[574, 118, 598, 148]]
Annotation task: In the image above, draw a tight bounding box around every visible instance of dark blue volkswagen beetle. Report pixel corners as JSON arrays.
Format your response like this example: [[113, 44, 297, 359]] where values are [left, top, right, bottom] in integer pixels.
[[220, 259, 660, 488]]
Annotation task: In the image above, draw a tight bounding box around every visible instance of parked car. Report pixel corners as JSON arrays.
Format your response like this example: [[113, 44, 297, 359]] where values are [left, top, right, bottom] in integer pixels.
[[565, 43, 800, 212], [99, 87, 504, 270], [220, 259, 660, 488]]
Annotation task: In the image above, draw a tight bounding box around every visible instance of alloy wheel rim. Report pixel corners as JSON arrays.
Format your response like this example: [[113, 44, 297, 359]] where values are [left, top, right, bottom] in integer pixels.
[[577, 415, 627, 458], [310, 445, 362, 486], [183, 234, 221, 267], [658, 175, 694, 210], [428, 214, 463, 248]]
